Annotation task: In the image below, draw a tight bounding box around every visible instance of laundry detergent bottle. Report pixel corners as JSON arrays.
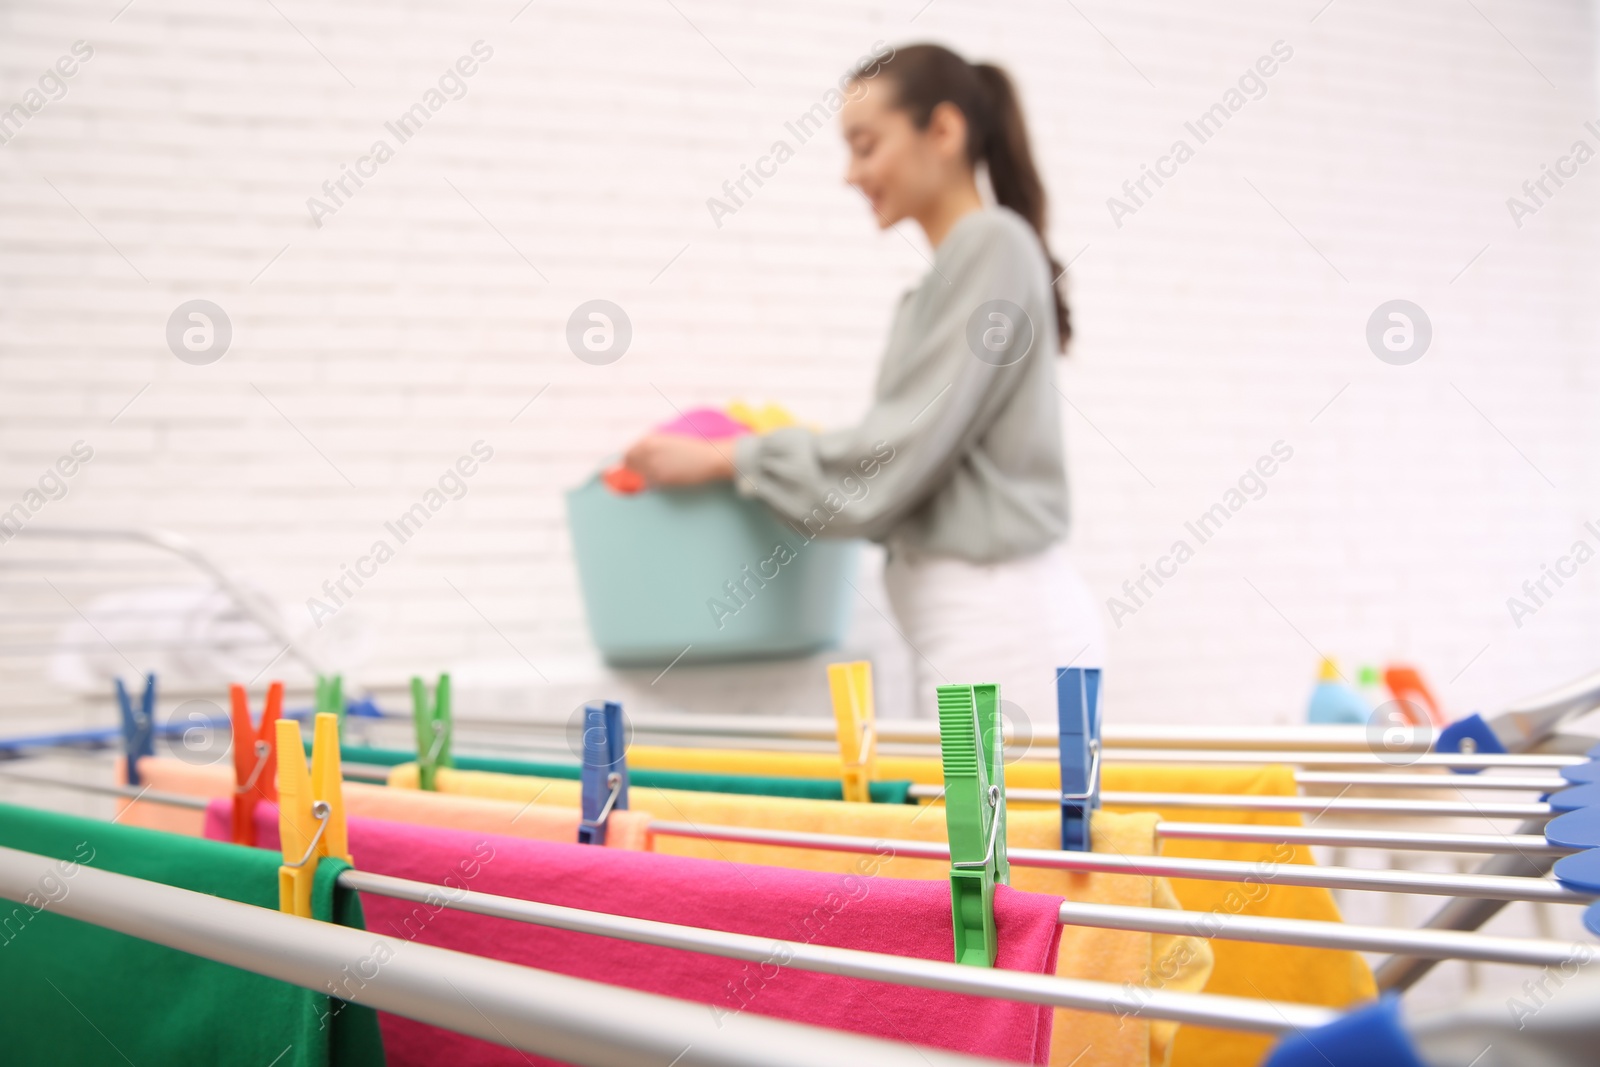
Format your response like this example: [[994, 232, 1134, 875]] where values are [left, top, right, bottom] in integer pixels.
[[1307, 657, 1371, 725]]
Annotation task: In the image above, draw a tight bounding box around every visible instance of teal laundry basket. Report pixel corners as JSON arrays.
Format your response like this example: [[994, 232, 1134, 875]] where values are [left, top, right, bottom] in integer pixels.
[[565, 474, 860, 668]]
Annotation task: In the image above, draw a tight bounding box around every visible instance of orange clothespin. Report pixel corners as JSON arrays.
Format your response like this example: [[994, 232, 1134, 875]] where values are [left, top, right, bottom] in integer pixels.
[[828, 661, 876, 804], [230, 681, 282, 847], [276, 712, 350, 918]]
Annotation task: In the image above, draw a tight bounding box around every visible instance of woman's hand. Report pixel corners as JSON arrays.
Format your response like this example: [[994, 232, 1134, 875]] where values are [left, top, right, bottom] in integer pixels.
[[622, 433, 738, 487]]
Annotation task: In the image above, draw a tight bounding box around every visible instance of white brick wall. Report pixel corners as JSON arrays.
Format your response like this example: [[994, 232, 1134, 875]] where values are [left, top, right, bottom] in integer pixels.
[[2, 0, 1598, 736]]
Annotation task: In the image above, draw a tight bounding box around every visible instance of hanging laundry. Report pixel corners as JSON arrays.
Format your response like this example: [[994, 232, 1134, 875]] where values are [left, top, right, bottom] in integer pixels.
[[120, 757, 652, 849], [207, 802, 1066, 1066], [393, 765, 1214, 1067], [337, 742, 915, 803], [114, 755, 221, 835], [0, 801, 384, 1067], [1033, 812, 1212, 1067], [600, 744, 1378, 1067], [621, 742, 856, 778], [1098, 764, 1381, 1067]]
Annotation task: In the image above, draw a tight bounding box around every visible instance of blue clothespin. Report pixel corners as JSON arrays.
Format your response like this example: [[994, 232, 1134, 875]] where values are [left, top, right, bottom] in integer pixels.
[[115, 673, 157, 786], [578, 701, 629, 845], [1263, 995, 1429, 1067], [1434, 712, 1505, 773], [1058, 667, 1102, 851]]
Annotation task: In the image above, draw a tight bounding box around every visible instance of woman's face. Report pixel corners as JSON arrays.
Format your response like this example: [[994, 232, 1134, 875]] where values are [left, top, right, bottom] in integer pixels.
[[841, 79, 968, 228]]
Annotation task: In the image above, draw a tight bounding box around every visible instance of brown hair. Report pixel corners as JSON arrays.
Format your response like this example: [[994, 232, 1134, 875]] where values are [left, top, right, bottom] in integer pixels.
[[854, 43, 1071, 351]]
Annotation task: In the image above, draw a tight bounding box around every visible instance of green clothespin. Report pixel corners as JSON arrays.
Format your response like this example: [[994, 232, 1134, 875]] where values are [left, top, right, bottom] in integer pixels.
[[978, 683, 1009, 888], [316, 674, 345, 740], [937, 681, 1008, 967], [411, 673, 452, 791]]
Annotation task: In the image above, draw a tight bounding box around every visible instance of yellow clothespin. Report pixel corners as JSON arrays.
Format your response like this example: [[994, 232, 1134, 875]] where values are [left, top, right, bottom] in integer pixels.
[[276, 712, 350, 918], [828, 661, 876, 804]]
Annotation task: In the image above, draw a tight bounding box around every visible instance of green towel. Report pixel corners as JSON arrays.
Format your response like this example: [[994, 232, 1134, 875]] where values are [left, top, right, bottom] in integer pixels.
[[0, 802, 386, 1067], [333, 742, 914, 804]]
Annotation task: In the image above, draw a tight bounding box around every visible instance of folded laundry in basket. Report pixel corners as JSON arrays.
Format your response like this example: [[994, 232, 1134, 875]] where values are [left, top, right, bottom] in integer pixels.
[[653, 405, 754, 439], [725, 399, 802, 433], [0, 801, 385, 1067], [392, 763, 1214, 1067], [208, 800, 1066, 1066], [598, 401, 806, 495], [119, 756, 653, 849]]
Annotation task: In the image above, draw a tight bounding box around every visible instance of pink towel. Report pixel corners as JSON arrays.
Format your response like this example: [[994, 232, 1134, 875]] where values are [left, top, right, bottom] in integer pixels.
[[205, 799, 1062, 1065], [653, 406, 752, 439]]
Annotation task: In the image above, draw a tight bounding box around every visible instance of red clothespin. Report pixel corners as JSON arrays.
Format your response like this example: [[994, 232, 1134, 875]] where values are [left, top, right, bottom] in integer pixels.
[[230, 681, 282, 847], [1384, 665, 1447, 729]]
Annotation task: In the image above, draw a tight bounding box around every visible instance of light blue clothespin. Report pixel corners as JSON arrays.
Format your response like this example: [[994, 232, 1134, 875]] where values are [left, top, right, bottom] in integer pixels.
[[1058, 667, 1101, 851], [115, 673, 157, 786], [578, 701, 629, 846]]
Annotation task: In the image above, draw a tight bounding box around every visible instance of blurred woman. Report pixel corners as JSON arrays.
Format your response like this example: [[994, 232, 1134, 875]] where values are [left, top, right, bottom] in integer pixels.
[[624, 43, 1102, 733]]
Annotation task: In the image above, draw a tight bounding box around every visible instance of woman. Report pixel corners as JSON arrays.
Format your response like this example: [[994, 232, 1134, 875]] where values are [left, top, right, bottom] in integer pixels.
[[623, 44, 1103, 734]]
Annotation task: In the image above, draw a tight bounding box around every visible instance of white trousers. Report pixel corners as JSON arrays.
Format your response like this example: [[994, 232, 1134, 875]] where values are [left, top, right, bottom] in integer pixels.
[[883, 538, 1105, 744]]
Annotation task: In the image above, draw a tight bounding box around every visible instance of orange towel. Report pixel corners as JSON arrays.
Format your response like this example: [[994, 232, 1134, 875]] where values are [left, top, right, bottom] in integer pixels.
[[398, 763, 1213, 1067], [120, 757, 652, 850]]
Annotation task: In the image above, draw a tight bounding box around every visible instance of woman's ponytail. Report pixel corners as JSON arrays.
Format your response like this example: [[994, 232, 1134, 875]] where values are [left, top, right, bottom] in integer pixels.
[[969, 63, 1070, 349], [856, 44, 1071, 350]]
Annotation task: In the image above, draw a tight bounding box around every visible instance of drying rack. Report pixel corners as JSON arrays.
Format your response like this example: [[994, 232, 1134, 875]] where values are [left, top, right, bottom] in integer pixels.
[[0, 525, 325, 717], [3, 661, 1600, 1066]]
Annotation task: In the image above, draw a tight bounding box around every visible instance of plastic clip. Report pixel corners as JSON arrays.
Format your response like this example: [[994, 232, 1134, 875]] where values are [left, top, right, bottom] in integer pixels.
[[578, 701, 629, 845], [115, 673, 157, 787], [230, 681, 283, 847], [1263, 994, 1429, 1067], [276, 713, 350, 918], [1434, 712, 1506, 774], [828, 661, 877, 804], [1058, 667, 1102, 852], [938, 682, 1007, 967], [411, 673, 453, 791]]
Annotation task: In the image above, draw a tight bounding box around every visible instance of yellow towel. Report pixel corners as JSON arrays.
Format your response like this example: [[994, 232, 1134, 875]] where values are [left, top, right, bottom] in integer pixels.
[[120, 757, 652, 850], [625, 743, 1066, 794], [577, 748, 1376, 1067], [397, 763, 1213, 1067], [1102, 764, 1378, 1067]]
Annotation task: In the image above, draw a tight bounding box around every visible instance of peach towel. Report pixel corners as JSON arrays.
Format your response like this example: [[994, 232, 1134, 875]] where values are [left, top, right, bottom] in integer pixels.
[[118, 757, 651, 850]]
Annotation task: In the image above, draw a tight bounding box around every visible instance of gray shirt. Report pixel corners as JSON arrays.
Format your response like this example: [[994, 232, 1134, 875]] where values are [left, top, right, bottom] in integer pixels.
[[732, 205, 1069, 564]]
